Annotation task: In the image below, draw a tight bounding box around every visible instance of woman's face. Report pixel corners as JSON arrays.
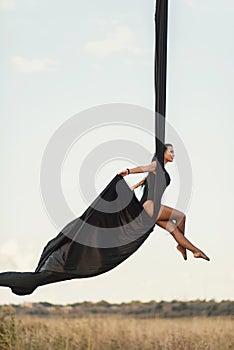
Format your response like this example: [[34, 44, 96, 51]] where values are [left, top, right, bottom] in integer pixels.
[[164, 146, 175, 162]]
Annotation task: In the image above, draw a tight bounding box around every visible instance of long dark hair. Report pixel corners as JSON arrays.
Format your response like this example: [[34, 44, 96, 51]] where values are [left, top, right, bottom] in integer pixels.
[[140, 144, 173, 187], [151, 143, 173, 162]]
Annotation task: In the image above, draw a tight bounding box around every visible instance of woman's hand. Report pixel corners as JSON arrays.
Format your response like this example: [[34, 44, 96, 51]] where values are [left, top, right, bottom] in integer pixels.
[[118, 169, 129, 177]]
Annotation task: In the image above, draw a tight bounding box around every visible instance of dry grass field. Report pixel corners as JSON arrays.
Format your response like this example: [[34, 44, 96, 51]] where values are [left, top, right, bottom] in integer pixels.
[[0, 306, 233, 350]]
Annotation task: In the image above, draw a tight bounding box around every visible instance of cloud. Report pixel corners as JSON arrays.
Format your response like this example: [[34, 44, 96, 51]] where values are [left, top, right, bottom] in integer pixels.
[[0, 239, 35, 270], [85, 19, 150, 58], [0, 0, 15, 10], [11, 56, 60, 73]]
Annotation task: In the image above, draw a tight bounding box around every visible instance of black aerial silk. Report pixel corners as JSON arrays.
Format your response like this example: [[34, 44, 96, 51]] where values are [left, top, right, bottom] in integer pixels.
[[153, 0, 169, 225], [35, 174, 157, 276], [0, 0, 169, 295], [155, 0, 168, 164]]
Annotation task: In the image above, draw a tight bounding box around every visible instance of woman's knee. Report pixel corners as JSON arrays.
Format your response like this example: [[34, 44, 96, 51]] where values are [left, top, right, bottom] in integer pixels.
[[174, 210, 186, 224], [157, 220, 177, 234], [181, 212, 186, 224]]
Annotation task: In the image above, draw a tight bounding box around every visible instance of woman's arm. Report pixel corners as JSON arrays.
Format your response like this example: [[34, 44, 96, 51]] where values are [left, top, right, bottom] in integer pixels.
[[118, 161, 156, 176], [130, 176, 147, 191]]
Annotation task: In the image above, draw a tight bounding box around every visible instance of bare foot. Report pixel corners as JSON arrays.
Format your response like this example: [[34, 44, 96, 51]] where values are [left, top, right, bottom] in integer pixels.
[[193, 250, 210, 261], [177, 244, 187, 260]]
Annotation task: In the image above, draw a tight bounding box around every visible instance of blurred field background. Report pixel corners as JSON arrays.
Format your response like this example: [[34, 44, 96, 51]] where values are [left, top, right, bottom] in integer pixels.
[[0, 302, 233, 350]]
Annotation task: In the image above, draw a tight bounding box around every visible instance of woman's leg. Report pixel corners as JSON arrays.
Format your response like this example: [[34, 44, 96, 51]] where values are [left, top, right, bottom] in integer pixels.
[[141, 201, 209, 260], [156, 205, 187, 259], [156, 218, 209, 261], [143, 203, 186, 231], [142, 202, 186, 258], [156, 205, 185, 228]]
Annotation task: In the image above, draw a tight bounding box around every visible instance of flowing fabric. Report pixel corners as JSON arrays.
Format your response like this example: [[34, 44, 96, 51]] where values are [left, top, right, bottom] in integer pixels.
[[35, 174, 158, 277]]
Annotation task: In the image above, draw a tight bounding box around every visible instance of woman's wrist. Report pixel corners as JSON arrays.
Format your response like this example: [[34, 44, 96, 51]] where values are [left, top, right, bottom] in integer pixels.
[[126, 165, 151, 175]]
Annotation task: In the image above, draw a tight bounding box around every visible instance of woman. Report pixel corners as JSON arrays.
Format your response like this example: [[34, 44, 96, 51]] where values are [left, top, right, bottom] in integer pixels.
[[118, 144, 210, 261]]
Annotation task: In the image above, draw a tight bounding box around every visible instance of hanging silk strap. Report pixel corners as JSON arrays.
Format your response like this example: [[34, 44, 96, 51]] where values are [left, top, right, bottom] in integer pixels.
[[155, 0, 168, 165], [151, 0, 169, 222]]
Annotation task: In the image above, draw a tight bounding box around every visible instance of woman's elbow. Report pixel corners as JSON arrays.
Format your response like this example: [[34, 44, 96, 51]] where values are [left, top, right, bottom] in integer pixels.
[[148, 161, 156, 173]]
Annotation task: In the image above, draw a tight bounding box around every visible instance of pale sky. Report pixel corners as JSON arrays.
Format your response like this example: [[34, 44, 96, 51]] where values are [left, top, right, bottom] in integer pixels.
[[1, 0, 234, 305]]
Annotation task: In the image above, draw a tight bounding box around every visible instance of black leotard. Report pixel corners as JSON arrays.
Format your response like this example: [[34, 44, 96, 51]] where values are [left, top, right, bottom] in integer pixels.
[[139, 168, 171, 205]]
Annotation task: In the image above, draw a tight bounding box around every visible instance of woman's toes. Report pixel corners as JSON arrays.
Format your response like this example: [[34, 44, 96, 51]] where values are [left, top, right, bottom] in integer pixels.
[[194, 251, 210, 261]]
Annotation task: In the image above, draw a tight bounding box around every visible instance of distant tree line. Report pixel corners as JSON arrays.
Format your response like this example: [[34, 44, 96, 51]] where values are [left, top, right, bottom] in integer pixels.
[[1, 300, 233, 318]]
